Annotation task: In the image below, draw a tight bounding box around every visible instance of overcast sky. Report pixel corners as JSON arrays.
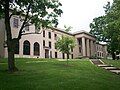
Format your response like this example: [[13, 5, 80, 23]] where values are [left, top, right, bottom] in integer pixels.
[[58, 0, 113, 32]]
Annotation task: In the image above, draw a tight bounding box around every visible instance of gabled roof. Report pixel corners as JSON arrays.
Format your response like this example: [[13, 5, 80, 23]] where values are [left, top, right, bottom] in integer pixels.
[[51, 28, 96, 38], [50, 27, 74, 36], [72, 30, 96, 38]]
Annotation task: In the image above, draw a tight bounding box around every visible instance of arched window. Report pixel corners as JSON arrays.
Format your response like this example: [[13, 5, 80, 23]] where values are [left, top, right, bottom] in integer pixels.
[[34, 42, 40, 56], [23, 40, 30, 55]]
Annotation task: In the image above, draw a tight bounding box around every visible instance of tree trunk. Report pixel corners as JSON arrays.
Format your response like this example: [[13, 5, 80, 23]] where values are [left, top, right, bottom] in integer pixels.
[[7, 41, 18, 72], [8, 44, 17, 72], [4, 0, 18, 72], [66, 54, 69, 65]]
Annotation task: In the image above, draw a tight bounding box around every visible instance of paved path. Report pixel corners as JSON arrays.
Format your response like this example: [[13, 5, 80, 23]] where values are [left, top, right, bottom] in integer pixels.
[[90, 59, 120, 75]]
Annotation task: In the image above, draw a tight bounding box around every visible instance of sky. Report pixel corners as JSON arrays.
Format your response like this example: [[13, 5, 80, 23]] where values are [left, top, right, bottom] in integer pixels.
[[58, 0, 113, 33]]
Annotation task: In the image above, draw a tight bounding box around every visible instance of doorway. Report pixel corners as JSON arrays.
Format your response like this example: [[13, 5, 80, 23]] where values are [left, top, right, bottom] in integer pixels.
[[45, 49, 49, 58]]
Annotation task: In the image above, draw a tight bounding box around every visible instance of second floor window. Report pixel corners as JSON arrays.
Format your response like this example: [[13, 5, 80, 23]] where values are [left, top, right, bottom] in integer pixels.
[[25, 23, 29, 31], [13, 18, 19, 28], [55, 43, 57, 49], [43, 30, 45, 37], [48, 32, 51, 39], [54, 34, 57, 40]]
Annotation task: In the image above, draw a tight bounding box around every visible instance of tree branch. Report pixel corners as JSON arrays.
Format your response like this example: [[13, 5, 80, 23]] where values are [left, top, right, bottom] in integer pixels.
[[17, 4, 31, 40]]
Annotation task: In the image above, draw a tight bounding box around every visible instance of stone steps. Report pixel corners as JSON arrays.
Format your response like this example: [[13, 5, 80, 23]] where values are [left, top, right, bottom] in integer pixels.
[[97, 64, 113, 67], [110, 70, 120, 74], [102, 67, 119, 70], [90, 59, 120, 75], [91, 59, 104, 65]]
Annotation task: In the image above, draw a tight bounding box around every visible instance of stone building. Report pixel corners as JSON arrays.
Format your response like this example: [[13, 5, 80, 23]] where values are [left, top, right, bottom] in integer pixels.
[[0, 16, 107, 59]]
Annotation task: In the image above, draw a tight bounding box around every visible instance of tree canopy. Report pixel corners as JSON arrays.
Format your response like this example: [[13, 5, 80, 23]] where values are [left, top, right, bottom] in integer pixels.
[[56, 35, 75, 54], [56, 35, 75, 65], [0, 0, 63, 72], [89, 0, 120, 60]]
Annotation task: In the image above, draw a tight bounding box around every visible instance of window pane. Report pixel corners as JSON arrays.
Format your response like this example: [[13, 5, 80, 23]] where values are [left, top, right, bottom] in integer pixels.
[[34, 42, 40, 56], [25, 23, 29, 31], [43, 40, 45, 47], [55, 52, 57, 58], [43, 31, 45, 37], [13, 18, 19, 28], [49, 41, 51, 48], [54, 34, 57, 40], [48, 32, 51, 39]]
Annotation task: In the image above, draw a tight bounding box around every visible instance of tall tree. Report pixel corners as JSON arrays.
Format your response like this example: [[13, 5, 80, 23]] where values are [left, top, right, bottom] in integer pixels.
[[89, 1, 120, 60], [89, 16, 107, 42], [56, 36, 75, 65], [0, 0, 63, 72]]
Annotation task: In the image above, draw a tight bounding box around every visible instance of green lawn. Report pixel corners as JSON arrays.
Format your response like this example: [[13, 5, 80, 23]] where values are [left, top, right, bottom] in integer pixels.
[[103, 59, 120, 67], [0, 58, 120, 90]]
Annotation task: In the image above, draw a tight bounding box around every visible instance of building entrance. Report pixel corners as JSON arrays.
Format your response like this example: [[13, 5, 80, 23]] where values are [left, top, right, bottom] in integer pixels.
[[45, 49, 49, 58]]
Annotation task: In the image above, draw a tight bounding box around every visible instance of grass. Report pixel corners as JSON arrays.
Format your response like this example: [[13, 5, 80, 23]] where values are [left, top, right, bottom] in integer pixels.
[[0, 58, 120, 90], [103, 59, 120, 67]]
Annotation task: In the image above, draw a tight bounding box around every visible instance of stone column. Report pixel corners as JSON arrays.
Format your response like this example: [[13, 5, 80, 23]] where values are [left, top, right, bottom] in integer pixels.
[[86, 39, 90, 57], [19, 40, 23, 57], [90, 40, 94, 56], [91, 41, 96, 56], [30, 42, 33, 57], [82, 37, 86, 56]]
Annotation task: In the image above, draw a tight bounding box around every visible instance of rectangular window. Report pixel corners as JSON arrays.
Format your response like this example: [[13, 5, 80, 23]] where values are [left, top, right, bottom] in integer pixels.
[[43, 40, 45, 47], [102, 53, 103, 57], [55, 52, 57, 58], [100, 52, 101, 57], [13, 18, 19, 28], [43, 30, 45, 37], [55, 43, 57, 49], [97, 52, 99, 57], [79, 47, 81, 53], [48, 32, 51, 39], [25, 23, 29, 31], [78, 39, 82, 45], [49, 41, 51, 48], [54, 34, 57, 40]]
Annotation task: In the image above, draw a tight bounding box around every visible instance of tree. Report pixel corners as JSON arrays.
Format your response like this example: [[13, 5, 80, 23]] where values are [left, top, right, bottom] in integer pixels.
[[0, 0, 63, 72], [56, 35, 75, 65], [89, 16, 108, 42], [89, 1, 120, 60], [64, 25, 72, 32]]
